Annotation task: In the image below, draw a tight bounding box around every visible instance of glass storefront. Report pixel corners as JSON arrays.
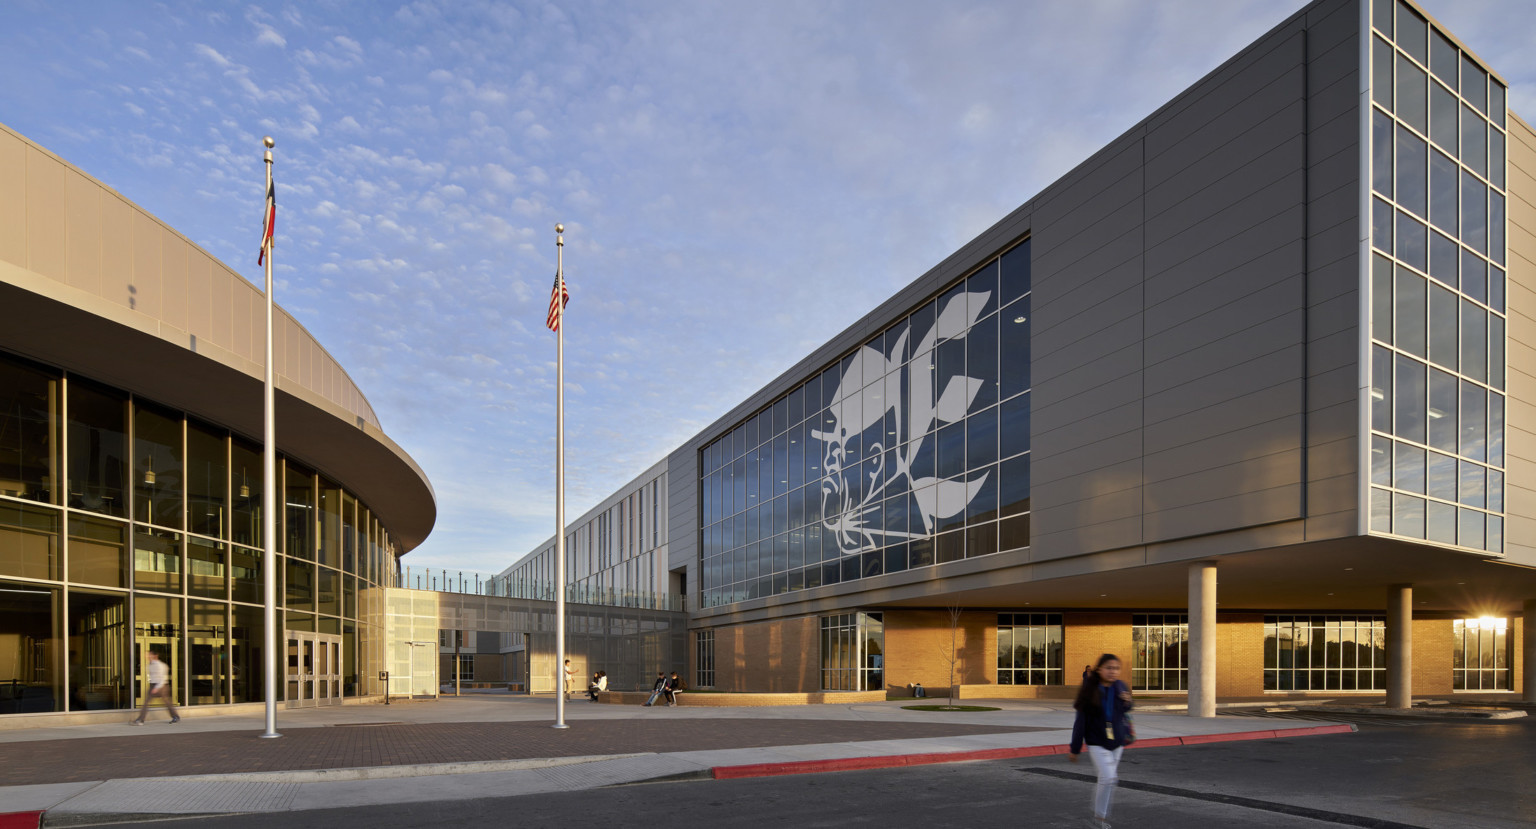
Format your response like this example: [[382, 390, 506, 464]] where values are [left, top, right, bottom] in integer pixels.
[[996, 612, 1063, 686], [0, 347, 401, 714], [700, 239, 1031, 607], [1131, 614, 1188, 691], [820, 612, 883, 691], [1264, 616, 1386, 691], [1452, 617, 1508, 690]]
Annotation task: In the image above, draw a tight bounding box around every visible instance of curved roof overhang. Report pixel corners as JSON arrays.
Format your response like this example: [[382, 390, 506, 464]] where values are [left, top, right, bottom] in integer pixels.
[[0, 265, 436, 551]]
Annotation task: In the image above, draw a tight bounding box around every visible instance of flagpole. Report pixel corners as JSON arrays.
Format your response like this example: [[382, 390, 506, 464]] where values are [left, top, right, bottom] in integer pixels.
[[553, 223, 569, 730], [260, 136, 281, 739]]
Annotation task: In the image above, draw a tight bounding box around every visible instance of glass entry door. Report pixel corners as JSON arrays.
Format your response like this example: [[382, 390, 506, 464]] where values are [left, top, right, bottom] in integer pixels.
[[285, 631, 342, 707]]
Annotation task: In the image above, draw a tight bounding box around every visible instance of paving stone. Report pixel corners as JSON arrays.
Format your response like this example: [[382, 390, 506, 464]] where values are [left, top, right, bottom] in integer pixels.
[[0, 719, 1046, 786]]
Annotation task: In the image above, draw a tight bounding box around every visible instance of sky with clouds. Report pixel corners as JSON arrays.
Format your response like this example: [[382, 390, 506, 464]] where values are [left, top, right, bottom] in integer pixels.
[[3, 0, 1533, 578]]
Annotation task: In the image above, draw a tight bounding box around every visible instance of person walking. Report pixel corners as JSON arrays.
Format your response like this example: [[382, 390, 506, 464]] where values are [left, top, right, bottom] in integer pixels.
[[563, 659, 574, 701], [1069, 653, 1133, 828], [131, 650, 180, 725]]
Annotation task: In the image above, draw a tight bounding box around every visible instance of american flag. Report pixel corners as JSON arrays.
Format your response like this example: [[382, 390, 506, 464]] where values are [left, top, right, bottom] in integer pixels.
[[257, 179, 276, 266], [546, 270, 569, 332]]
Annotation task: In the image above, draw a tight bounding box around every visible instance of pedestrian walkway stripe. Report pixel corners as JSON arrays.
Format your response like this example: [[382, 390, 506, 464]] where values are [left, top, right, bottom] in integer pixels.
[[709, 724, 1353, 779], [1020, 768, 1429, 829]]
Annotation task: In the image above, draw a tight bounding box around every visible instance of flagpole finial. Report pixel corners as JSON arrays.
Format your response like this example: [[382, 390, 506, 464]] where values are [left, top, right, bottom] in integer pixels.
[[555, 223, 564, 247], [263, 135, 275, 149]]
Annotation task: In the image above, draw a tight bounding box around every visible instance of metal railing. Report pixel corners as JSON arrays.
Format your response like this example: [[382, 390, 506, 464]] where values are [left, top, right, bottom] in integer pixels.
[[395, 567, 685, 612]]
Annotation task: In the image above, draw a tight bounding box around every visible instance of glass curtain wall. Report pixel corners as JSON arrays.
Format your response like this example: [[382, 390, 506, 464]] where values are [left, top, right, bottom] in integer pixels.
[[701, 239, 1031, 608], [0, 347, 402, 715], [996, 612, 1063, 685], [695, 628, 715, 688], [1367, 0, 1507, 552], [1131, 614, 1188, 691], [1452, 617, 1508, 690], [820, 611, 884, 691], [1264, 616, 1386, 691]]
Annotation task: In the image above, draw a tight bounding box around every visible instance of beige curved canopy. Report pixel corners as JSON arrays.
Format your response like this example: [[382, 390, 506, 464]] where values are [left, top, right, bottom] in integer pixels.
[[0, 121, 435, 551]]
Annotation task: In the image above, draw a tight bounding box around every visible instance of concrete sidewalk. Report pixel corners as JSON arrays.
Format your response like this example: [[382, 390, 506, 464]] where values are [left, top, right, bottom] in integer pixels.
[[0, 696, 1359, 826]]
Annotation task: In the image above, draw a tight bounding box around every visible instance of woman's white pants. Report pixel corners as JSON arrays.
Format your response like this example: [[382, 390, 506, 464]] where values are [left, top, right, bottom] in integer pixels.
[[1086, 745, 1123, 819]]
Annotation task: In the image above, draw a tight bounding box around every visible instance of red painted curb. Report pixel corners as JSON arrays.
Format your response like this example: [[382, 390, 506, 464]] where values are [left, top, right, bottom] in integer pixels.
[[1179, 730, 1278, 745], [0, 812, 43, 829], [710, 724, 1352, 780]]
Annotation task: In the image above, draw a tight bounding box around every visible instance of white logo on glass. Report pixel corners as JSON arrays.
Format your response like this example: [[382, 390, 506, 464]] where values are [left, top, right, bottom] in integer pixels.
[[811, 291, 991, 555]]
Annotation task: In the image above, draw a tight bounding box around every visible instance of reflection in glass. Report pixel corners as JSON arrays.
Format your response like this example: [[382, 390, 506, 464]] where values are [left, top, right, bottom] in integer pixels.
[[1428, 369, 1458, 452], [133, 528, 181, 594], [1427, 451, 1457, 501], [1430, 81, 1457, 153], [1430, 149, 1457, 232], [1393, 442, 1425, 494], [1392, 492, 1425, 538], [1371, 435, 1391, 486], [1395, 125, 1426, 217], [1394, 267, 1425, 356], [134, 404, 182, 529], [1394, 354, 1426, 444], [186, 421, 226, 538], [66, 380, 127, 518], [1395, 53, 1427, 133], [1373, 37, 1393, 112], [0, 356, 59, 505], [1372, 109, 1394, 197]]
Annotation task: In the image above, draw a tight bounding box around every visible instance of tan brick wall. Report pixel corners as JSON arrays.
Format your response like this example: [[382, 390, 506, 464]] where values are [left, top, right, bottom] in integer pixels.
[[1413, 618, 1455, 695], [598, 690, 886, 706], [711, 616, 819, 692], [1218, 614, 1266, 697], [1514, 615, 1525, 696], [1064, 613, 1132, 686], [884, 609, 993, 693]]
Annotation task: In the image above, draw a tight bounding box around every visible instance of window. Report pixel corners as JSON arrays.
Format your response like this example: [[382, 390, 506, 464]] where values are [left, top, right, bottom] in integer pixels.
[[695, 629, 715, 688], [450, 653, 474, 682], [1131, 614, 1187, 691], [997, 613, 1063, 685], [1264, 617, 1385, 691], [821, 612, 883, 691], [1453, 618, 1508, 690]]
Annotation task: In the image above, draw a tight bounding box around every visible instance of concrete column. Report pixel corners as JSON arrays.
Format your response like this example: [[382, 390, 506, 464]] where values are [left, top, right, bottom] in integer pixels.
[[1386, 585, 1412, 709], [1187, 561, 1217, 718], [1523, 600, 1535, 704]]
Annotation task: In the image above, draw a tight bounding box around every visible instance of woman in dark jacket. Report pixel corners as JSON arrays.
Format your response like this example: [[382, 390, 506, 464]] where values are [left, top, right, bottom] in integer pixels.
[[1069, 653, 1133, 828]]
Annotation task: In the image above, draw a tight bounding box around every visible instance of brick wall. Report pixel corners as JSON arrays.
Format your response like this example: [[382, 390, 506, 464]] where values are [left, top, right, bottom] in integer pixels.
[[884, 609, 993, 693], [1412, 618, 1455, 695], [1064, 612, 1132, 685], [712, 616, 819, 692], [1217, 614, 1266, 696]]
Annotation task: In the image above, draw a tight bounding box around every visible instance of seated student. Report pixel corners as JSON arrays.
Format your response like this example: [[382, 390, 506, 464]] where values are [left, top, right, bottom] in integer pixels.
[[663, 671, 684, 706], [587, 671, 608, 701]]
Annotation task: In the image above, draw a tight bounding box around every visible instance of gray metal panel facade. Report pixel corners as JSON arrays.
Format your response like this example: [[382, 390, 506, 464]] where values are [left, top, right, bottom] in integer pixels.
[[677, 0, 1369, 619]]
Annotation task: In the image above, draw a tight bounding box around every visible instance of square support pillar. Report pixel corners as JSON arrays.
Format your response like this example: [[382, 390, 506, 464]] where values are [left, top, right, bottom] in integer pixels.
[[1524, 600, 1535, 704], [1386, 585, 1412, 709], [1188, 561, 1217, 717]]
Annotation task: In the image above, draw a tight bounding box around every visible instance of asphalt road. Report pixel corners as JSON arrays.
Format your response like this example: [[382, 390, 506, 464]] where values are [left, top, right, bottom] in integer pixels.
[[82, 715, 1536, 829]]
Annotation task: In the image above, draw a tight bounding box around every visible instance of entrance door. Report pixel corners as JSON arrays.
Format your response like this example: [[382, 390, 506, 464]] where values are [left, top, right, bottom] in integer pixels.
[[285, 632, 342, 708]]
